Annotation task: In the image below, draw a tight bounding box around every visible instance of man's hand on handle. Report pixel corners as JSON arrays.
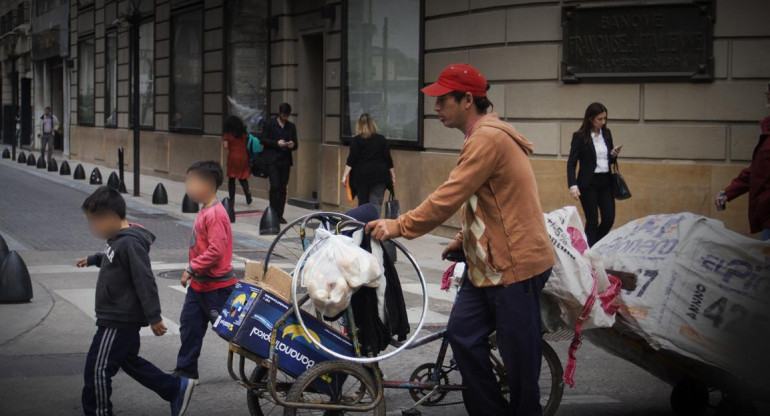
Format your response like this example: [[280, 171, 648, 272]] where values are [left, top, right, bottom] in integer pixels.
[[366, 219, 402, 241], [441, 239, 463, 260]]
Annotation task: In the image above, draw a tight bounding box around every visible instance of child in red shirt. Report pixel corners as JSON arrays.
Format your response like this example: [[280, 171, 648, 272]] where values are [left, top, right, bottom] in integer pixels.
[[175, 161, 236, 384]]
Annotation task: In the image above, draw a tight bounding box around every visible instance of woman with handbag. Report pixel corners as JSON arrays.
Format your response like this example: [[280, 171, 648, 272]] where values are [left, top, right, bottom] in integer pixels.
[[567, 102, 623, 246], [341, 113, 396, 215], [223, 115, 253, 205]]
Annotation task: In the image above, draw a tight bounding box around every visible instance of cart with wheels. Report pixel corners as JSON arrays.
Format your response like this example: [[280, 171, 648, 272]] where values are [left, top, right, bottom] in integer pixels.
[[225, 212, 565, 415]]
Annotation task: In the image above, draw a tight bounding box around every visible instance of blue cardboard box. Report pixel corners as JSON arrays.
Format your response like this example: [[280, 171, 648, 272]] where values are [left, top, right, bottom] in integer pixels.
[[232, 290, 355, 386], [213, 281, 262, 341]]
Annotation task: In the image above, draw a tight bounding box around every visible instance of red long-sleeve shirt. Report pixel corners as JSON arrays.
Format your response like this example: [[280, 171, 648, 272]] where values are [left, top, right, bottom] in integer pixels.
[[725, 120, 770, 234], [189, 202, 236, 292]]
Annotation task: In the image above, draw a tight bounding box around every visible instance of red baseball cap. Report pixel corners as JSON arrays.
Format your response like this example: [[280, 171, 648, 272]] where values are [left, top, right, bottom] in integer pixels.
[[422, 63, 488, 98]]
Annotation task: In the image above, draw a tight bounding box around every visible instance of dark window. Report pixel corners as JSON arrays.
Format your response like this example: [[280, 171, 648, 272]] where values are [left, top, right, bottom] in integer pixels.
[[78, 37, 95, 125], [226, 0, 269, 134], [105, 32, 117, 127], [36, 0, 55, 16], [131, 21, 154, 128], [170, 8, 203, 131], [343, 0, 422, 145]]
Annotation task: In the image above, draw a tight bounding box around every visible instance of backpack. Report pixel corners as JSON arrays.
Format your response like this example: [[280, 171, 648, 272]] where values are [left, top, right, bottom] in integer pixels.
[[246, 133, 268, 178]]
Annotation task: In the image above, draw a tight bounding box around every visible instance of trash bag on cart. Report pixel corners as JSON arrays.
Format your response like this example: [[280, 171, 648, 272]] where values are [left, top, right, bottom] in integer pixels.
[[591, 213, 770, 384], [300, 228, 384, 318]]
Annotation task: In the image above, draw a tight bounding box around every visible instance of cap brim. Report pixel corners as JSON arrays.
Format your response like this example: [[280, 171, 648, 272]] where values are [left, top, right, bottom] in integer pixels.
[[421, 82, 454, 97]]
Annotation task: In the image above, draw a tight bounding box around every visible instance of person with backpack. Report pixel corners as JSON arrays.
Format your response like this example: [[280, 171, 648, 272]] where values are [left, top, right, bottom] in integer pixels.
[[222, 116, 253, 205]]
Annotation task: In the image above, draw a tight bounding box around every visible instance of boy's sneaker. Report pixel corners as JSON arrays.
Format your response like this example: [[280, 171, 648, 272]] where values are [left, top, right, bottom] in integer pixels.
[[171, 377, 195, 416], [172, 368, 200, 386]]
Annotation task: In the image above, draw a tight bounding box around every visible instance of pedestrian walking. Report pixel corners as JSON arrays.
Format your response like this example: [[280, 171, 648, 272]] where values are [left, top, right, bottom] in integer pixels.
[[38, 106, 60, 164], [715, 83, 770, 241], [260, 103, 297, 224], [366, 63, 554, 416], [566, 102, 623, 247], [77, 186, 195, 416], [341, 113, 395, 214], [175, 161, 237, 384], [223, 116, 253, 206]]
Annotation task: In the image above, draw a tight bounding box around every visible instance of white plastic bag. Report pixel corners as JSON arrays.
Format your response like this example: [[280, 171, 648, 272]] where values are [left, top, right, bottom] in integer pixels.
[[300, 228, 383, 317]]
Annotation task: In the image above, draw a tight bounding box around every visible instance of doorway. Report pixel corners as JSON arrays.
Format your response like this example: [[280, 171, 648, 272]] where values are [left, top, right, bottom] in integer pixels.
[[290, 31, 324, 204], [51, 61, 64, 151]]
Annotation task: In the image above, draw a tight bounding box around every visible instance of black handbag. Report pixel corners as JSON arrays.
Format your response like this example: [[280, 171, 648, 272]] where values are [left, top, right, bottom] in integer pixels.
[[384, 189, 400, 219], [611, 161, 631, 200]]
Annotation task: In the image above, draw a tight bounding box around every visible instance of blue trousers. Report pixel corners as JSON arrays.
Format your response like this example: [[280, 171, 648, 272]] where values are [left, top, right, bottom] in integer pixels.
[[447, 269, 551, 416], [82, 326, 179, 416], [176, 285, 233, 373]]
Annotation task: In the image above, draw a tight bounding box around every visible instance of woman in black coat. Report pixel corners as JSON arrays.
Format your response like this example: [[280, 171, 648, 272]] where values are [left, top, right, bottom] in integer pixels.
[[341, 113, 395, 214], [567, 102, 623, 246]]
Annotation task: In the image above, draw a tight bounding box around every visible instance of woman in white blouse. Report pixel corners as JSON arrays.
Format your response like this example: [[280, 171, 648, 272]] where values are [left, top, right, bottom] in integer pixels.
[[566, 102, 623, 246]]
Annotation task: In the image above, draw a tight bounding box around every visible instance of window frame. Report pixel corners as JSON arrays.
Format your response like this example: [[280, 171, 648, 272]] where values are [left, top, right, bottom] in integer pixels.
[[130, 17, 156, 130], [340, 0, 425, 150], [104, 29, 118, 128], [77, 35, 96, 126], [169, 4, 204, 135]]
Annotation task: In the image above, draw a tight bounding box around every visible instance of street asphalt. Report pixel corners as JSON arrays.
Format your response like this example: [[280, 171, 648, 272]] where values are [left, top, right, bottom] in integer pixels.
[[0, 153, 686, 415]]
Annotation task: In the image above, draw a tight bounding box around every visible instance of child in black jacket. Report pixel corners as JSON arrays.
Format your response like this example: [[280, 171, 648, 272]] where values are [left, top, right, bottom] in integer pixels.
[[77, 186, 194, 416]]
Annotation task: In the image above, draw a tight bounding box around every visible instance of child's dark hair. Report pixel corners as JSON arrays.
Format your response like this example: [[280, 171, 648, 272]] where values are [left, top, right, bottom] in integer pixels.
[[278, 102, 292, 115], [82, 186, 127, 219], [224, 115, 247, 138], [187, 160, 224, 189]]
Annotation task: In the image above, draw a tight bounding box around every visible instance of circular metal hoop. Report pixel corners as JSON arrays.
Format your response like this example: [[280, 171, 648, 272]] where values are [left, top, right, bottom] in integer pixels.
[[289, 217, 429, 364]]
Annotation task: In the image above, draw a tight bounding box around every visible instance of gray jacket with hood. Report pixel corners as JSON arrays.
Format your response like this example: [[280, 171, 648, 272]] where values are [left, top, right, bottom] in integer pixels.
[[87, 225, 162, 327]]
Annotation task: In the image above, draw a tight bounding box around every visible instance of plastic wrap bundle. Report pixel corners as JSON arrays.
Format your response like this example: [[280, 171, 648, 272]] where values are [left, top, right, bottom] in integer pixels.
[[592, 213, 770, 384], [299, 228, 383, 318]]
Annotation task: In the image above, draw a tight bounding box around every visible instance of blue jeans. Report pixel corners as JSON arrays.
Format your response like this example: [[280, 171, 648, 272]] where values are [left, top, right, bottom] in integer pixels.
[[447, 269, 552, 416], [176, 285, 234, 373], [761, 228, 770, 241]]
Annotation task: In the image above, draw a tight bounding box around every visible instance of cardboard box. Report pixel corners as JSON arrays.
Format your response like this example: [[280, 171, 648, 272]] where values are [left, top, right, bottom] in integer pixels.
[[232, 289, 354, 390], [243, 260, 293, 302], [212, 281, 262, 341], [244, 260, 265, 282]]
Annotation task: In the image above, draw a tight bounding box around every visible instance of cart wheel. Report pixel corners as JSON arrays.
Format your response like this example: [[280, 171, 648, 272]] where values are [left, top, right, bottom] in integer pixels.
[[282, 360, 385, 415], [247, 366, 295, 416], [670, 378, 708, 416], [488, 335, 563, 416], [408, 363, 451, 406]]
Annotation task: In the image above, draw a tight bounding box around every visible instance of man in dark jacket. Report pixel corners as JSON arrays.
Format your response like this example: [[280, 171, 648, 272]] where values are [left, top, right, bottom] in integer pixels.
[[78, 186, 195, 416], [716, 86, 770, 240], [260, 103, 297, 224]]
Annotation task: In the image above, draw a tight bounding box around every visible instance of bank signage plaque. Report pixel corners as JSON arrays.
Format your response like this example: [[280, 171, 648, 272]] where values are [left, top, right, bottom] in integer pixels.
[[562, 1, 714, 83]]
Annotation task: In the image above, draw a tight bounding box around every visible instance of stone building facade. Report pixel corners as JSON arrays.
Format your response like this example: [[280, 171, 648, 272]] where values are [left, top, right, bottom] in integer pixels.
[[63, 0, 770, 237]]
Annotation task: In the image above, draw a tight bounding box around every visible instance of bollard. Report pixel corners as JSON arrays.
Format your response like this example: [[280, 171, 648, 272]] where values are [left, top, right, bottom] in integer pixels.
[[47, 158, 58, 172], [222, 197, 236, 223], [0, 234, 9, 266], [259, 206, 280, 235], [117, 147, 127, 193], [17, 152, 26, 164], [26, 153, 36, 166], [36, 156, 46, 169], [182, 194, 199, 213], [107, 172, 120, 190], [152, 183, 168, 205], [0, 251, 33, 303], [90, 167, 103, 185], [73, 163, 85, 179], [1, 148, 9, 159], [59, 160, 71, 175]]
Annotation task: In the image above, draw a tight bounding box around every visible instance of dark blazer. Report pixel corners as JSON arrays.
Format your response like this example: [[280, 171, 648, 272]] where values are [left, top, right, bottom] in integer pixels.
[[260, 117, 298, 167], [567, 128, 616, 190]]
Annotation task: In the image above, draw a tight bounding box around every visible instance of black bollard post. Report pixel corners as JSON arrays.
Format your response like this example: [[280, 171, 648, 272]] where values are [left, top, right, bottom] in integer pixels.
[[0, 233, 9, 266], [26, 153, 36, 166], [73, 163, 85, 179], [36, 156, 46, 169], [117, 147, 127, 193], [182, 194, 199, 213], [0, 251, 33, 303], [107, 172, 120, 190], [17, 152, 26, 164], [59, 160, 71, 175], [47, 158, 58, 172], [1, 148, 9, 159], [222, 197, 236, 223], [259, 206, 280, 235], [90, 167, 103, 185], [152, 183, 168, 205]]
